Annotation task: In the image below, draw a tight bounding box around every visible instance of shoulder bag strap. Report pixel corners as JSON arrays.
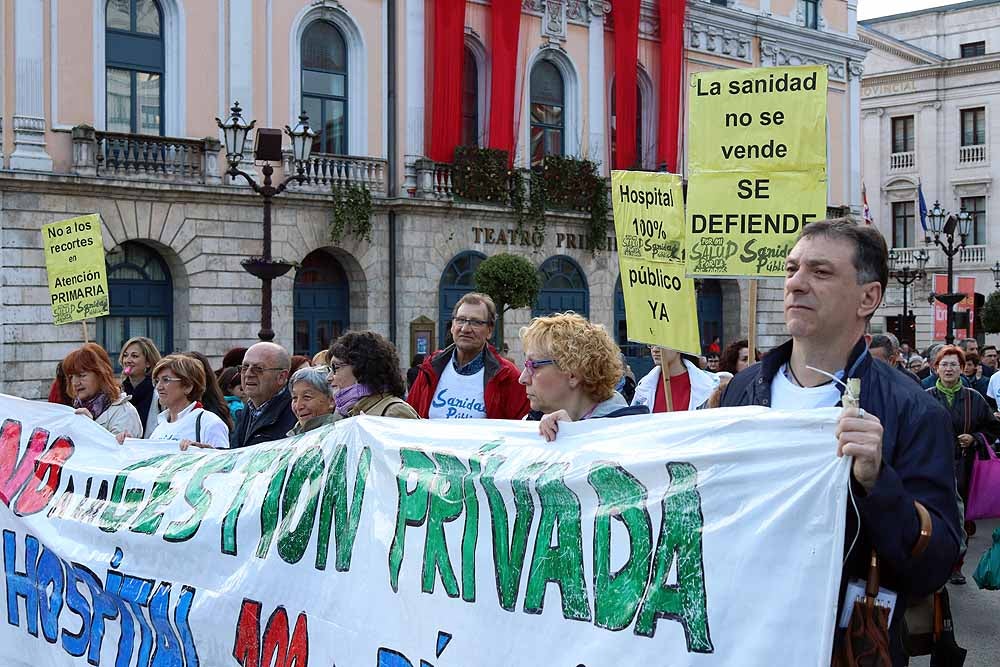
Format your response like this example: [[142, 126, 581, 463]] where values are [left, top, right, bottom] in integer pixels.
[[963, 388, 972, 435]]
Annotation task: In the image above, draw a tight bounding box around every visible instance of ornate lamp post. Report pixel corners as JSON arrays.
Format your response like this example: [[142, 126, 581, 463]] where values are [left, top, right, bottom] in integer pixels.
[[992, 260, 1000, 290], [216, 102, 315, 342], [924, 200, 973, 345], [888, 247, 928, 345]]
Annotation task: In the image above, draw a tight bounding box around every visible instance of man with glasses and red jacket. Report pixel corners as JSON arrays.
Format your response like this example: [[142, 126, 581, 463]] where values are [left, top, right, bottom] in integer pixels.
[[407, 293, 530, 420]]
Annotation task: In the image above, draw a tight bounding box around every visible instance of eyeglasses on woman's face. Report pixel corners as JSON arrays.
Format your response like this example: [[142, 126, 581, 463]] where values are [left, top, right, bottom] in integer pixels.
[[522, 358, 557, 377]]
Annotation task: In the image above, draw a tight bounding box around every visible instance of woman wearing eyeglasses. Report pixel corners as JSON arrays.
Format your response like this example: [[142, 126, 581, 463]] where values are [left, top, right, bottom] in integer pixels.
[[327, 331, 420, 419], [519, 313, 648, 441], [135, 354, 231, 449], [63, 343, 143, 438], [925, 344, 1000, 584]]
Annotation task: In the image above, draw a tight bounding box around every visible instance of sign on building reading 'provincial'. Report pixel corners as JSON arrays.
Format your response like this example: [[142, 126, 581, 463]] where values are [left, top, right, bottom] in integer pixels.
[[0, 396, 850, 666], [612, 170, 700, 354], [41, 214, 109, 325], [686, 65, 828, 277]]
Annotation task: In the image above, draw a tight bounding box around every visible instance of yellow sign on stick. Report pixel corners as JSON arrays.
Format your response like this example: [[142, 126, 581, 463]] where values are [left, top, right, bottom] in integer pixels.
[[686, 65, 828, 277], [42, 214, 109, 325], [612, 170, 700, 355]]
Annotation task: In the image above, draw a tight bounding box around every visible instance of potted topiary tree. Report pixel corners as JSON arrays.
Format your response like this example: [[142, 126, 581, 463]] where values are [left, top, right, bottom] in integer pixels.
[[473, 253, 541, 350]]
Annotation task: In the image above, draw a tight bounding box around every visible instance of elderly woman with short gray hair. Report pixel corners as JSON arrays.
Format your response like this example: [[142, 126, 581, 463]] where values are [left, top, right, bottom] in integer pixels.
[[287, 367, 339, 436]]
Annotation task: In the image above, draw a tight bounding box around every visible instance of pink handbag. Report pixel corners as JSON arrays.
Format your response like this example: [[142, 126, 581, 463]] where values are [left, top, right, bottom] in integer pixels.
[[965, 434, 1000, 521]]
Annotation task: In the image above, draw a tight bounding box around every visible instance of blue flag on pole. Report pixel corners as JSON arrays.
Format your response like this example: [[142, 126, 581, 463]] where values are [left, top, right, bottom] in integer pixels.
[[918, 182, 929, 233]]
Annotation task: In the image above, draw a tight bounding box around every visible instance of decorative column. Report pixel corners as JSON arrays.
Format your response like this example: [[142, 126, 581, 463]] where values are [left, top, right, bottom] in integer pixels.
[[847, 60, 863, 213], [404, 0, 425, 192], [11, 0, 52, 171], [587, 1, 609, 174]]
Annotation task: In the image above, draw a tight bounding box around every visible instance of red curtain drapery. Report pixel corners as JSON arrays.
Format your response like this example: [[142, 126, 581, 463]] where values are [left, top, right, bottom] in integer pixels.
[[613, 0, 640, 170], [488, 0, 521, 164], [658, 0, 686, 172], [427, 0, 467, 163]]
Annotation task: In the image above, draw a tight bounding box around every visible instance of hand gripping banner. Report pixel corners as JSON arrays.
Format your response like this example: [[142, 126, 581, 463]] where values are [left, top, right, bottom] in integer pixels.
[[0, 395, 849, 666]]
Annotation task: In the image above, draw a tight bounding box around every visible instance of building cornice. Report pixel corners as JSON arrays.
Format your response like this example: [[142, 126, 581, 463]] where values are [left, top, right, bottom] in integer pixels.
[[862, 56, 1000, 86]]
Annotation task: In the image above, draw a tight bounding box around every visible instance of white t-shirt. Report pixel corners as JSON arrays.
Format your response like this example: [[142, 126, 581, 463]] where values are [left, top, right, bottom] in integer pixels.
[[987, 371, 1000, 404], [149, 402, 231, 449], [770, 364, 842, 410], [427, 360, 488, 419]]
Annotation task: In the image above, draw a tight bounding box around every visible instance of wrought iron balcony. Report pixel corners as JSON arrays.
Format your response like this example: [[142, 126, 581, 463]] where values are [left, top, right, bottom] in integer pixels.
[[71, 125, 221, 184]]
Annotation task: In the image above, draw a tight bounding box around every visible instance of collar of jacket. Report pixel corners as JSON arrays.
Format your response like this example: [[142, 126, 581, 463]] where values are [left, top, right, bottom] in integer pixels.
[[758, 337, 871, 397], [429, 343, 502, 383]]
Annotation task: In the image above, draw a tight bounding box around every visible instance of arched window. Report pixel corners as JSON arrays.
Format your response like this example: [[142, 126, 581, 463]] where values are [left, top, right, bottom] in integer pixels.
[[462, 46, 479, 147], [106, 0, 164, 135], [615, 276, 654, 379], [99, 242, 173, 360], [439, 251, 486, 345], [530, 61, 565, 166], [611, 83, 643, 169], [533, 256, 589, 318], [697, 279, 723, 353], [301, 21, 348, 155], [293, 250, 351, 356]]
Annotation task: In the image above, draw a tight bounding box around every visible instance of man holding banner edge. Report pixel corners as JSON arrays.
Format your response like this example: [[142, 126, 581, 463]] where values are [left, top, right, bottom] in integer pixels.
[[720, 219, 961, 664]]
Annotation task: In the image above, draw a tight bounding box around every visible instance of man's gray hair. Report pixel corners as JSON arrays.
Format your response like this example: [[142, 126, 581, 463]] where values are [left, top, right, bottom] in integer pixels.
[[289, 367, 333, 398], [870, 333, 899, 354], [958, 337, 977, 351]]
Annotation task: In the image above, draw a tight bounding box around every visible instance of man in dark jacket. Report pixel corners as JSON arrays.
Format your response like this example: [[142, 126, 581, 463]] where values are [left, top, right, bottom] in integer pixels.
[[869, 333, 921, 385], [231, 342, 297, 448], [721, 219, 960, 665], [407, 293, 529, 420]]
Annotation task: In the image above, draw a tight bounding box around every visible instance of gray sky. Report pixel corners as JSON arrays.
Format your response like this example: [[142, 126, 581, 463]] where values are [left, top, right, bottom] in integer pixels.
[[858, 0, 966, 20]]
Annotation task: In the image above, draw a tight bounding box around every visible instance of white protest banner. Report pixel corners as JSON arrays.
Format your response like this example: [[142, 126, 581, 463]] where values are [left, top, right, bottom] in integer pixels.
[[0, 394, 849, 666]]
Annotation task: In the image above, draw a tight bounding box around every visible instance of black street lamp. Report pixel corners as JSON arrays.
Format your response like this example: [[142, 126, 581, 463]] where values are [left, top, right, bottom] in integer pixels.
[[924, 200, 973, 345], [888, 248, 928, 344], [992, 260, 1000, 290], [216, 101, 315, 342]]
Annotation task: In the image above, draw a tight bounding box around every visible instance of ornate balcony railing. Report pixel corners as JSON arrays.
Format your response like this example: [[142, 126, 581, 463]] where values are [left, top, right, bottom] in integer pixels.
[[889, 151, 915, 171], [958, 144, 987, 165], [71, 125, 221, 184], [892, 244, 988, 269], [281, 151, 387, 196], [959, 244, 987, 264]]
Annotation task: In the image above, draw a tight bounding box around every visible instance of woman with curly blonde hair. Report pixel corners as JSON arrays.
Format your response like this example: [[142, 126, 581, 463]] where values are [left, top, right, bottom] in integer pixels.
[[519, 312, 647, 441]]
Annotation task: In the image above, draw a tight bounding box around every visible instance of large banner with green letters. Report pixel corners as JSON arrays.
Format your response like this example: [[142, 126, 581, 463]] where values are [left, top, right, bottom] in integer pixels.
[[0, 394, 849, 666]]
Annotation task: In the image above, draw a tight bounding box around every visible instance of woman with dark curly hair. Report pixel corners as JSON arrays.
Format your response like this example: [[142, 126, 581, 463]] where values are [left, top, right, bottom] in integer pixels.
[[719, 338, 759, 375], [327, 331, 419, 419]]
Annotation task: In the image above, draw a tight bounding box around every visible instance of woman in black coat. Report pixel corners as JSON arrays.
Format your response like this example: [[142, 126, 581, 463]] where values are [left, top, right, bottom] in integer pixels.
[[925, 345, 1000, 583]]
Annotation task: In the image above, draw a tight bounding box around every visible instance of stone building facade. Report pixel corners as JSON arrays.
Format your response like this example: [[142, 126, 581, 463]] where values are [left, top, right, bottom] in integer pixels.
[[860, 0, 1000, 350], [0, 0, 867, 399]]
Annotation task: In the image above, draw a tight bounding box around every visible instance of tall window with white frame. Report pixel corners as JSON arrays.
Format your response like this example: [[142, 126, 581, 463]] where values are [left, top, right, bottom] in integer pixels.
[[106, 0, 164, 135], [461, 46, 479, 148], [960, 196, 986, 245], [530, 61, 565, 167], [891, 116, 914, 154], [804, 0, 819, 29], [891, 201, 914, 248], [301, 21, 348, 156], [961, 107, 986, 147]]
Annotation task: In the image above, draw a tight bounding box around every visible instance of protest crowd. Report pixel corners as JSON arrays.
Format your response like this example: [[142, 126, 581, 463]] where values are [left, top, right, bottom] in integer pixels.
[[26, 217, 999, 665]]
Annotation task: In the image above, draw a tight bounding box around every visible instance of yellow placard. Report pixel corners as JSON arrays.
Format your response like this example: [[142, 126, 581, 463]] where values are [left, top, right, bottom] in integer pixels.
[[612, 170, 700, 355], [686, 65, 828, 277], [42, 214, 109, 325]]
